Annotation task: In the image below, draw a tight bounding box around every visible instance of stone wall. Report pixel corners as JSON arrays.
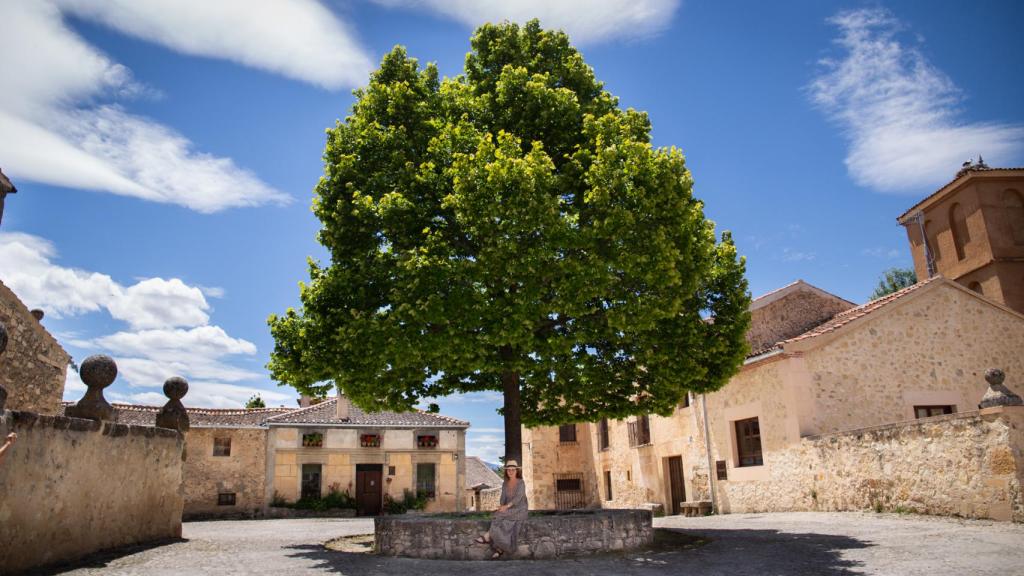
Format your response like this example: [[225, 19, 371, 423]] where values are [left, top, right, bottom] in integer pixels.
[[746, 285, 853, 353], [0, 410, 185, 573], [183, 427, 268, 519], [0, 280, 69, 414], [716, 407, 1024, 521]]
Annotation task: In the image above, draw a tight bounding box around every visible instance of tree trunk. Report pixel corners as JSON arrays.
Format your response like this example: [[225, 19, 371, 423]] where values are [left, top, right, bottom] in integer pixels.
[[501, 368, 523, 466]]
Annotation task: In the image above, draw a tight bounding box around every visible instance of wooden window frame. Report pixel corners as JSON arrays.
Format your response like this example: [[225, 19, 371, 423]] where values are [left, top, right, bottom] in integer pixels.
[[598, 418, 610, 451], [914, 405, 955, 419], [603, 470, 613, 501], [213, 436, 231, 457], [734, 417, 763, 468], [628, 415, 652, 447], [416, 462, 437, 499], [558, 424, 577, 444]]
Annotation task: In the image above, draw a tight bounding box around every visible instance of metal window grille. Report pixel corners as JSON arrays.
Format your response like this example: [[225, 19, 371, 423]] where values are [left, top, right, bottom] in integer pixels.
[[558, 424, 577, 443], [553, 473, 585, 509]]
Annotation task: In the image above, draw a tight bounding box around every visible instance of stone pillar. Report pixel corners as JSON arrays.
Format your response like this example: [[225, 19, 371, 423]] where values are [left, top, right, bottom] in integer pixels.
[[156, 377, 190, 433], [979, 368, 1023, 408], [66, 355, 116, 421]]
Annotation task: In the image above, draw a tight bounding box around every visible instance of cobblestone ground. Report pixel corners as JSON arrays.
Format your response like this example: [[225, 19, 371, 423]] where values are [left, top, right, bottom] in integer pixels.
[[42, 512, 1024, 576]]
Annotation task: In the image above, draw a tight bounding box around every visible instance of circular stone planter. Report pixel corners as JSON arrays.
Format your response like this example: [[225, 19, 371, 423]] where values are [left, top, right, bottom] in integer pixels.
[[375, 509, 653, 560]]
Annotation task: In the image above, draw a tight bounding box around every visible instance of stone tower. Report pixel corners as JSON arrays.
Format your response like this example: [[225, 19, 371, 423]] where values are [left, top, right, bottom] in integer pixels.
[[897, 162, 1024, 314]]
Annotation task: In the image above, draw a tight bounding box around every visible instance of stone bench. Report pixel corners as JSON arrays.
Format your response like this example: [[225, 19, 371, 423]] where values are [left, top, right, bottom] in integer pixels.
[[679, 501, 713, 517], [375, 509, 654, 560]]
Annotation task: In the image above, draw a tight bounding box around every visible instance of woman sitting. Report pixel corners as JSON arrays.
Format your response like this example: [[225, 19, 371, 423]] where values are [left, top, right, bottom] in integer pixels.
[[475, 459, 528, 559]]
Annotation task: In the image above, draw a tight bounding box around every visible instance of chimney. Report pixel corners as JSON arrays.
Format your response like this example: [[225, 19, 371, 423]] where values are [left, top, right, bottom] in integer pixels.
[[298, 394, 312, 408], [336, 393, 351, 420]]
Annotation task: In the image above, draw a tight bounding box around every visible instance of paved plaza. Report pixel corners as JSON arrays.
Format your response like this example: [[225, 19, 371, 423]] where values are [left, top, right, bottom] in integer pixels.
[[38, 512, 1024, 576]]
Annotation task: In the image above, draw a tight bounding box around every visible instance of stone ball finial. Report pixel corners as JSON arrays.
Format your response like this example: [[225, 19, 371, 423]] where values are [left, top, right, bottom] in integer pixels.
[[985, 368, 1005, 387], [30, 309, 44, 321], [979, 368, 1023, 409], [80, 354, 118, 390], [156, 376, 190, 433], [67, 354, 117, 421], [163, 376, 188, 401]]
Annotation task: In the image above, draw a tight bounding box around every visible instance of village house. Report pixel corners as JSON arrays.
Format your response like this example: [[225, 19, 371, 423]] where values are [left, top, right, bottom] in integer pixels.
[[464, 455, 502, 511], [523, 165, 1024, 521], [76, 394, 469, 518]]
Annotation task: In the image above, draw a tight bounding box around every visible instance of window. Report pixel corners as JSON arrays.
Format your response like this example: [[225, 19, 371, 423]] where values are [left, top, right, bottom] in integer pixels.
[[217, 492, 236, 506], [388, 466, 396, 476], [628, 415, 651, 447], [604, 470, 613, 501], [735, 417, 763, 467], [213, 437, 231, 457], [302, 432, 323, 447], [417, 434, 438, 448], [416, 463, 436, 498], [715, 460, 728, 481], [949, 203, 970, 261], [558, 424, 577, 443], [626, 468, 632, 482], [556, 478, 582, 492], [360, 433, 381, 448], [915, 405, 954, 419], [553, 473, 585, 509], [598, 418, 610, 450]]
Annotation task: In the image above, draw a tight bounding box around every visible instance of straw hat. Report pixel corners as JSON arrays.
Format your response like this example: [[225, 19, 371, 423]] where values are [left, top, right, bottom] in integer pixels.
[[504, 459, 519, 468]]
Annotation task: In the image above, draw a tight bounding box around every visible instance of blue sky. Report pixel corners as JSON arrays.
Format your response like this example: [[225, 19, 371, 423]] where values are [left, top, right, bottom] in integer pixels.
[[1, 0, 1022, 462]]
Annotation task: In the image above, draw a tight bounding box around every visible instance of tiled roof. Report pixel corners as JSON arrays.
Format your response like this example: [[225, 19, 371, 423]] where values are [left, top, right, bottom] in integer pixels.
[[897, 167, 1024, 223], [780, 276, 936, 345], [743, 277, 941, 363], [61, 402, 293, 428], [465, 456, 502, 490], [265, 397, 470, 428]]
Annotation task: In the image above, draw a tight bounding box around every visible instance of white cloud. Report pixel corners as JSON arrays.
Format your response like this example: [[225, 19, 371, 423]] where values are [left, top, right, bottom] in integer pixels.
[[862, 247, 903, 259], [780, 248, 816, 262], [372, 0, 680, 44], [56, 0, 373, 90], [0, 0, 300, 212], [0, 232, 210, 329], [810, 8, 1024, 192], [466, 431, 505, 463]]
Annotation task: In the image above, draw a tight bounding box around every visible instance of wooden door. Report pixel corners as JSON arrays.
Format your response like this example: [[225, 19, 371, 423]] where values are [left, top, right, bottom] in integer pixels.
[[356, 464, 383, 516], [667, 456, 685, 515]]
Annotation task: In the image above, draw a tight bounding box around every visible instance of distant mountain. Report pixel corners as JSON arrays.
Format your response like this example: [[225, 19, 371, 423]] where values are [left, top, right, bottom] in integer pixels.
[[485, 461, 501, 472]]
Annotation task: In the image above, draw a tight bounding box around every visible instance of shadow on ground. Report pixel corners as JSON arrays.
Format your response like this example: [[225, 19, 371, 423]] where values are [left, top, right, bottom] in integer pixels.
[[19, 538, 189, 576], [285, 527, 872, 575]]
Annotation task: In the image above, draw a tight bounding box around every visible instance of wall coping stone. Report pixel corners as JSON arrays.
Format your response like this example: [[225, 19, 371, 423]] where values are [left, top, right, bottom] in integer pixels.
[[4, 409, 181, 439], [803, 409, 985, 442]]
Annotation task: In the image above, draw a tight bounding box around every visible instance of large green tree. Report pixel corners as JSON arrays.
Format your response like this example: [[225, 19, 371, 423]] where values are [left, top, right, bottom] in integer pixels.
[[870, 267, 917, 300], [269, 21, 750, 464]]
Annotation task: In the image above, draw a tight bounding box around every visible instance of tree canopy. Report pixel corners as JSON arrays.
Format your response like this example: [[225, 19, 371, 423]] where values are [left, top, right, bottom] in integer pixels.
[[870, 267, 917, 300], [268, 21, 750, 462], [245, 394, 266, 409]]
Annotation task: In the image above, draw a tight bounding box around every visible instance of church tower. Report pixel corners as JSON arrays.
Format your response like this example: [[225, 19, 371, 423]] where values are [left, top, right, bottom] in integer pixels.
[[897, 161, 1024, 314]]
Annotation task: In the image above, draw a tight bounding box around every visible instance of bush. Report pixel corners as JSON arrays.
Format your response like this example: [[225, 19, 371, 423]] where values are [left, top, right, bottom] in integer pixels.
[[384, 489, 430, 514], [276, 484, 356, 511]]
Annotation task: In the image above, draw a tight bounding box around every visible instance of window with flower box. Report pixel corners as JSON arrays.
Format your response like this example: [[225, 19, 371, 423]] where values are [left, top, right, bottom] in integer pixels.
[[301, 432, 323, 448], [417, 434, 438, 449], [360, 433, 381, 448]]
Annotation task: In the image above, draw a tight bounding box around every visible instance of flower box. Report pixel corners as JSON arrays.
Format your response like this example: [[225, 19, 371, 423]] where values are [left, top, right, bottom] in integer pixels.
[[417, 435, 438, 448], [360, 434, 381, 448], [302, 432, 323, 448]]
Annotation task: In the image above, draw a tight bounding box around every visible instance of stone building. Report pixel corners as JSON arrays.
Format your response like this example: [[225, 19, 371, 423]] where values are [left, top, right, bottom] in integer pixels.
[[524, 166, 1024, 521], [464, 455, 502, 511], [898, 163, 1024, 314], [72, 394, 469, 518], [0, 279, 69, 414], [265, 395, 468, 515]]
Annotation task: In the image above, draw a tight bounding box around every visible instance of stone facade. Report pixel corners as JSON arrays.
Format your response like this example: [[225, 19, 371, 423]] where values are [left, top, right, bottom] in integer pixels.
[[746, 281, 854, 353], [183, 427, 269, 519], [525, 278, 1024, 521], [266, 396, 468, 514], [0, 410, 184, 573], [898, 167, 1024, 315], [0, 280, 69, 414]]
